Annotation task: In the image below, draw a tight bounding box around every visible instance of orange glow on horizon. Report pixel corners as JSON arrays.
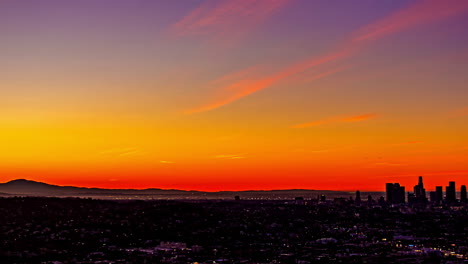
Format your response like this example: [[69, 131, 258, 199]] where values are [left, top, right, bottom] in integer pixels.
[[1, 0, 468, 192]]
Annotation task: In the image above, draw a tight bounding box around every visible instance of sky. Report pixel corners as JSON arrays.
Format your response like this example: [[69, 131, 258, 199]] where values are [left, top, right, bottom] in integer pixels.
[[1, 0, 468, 191]]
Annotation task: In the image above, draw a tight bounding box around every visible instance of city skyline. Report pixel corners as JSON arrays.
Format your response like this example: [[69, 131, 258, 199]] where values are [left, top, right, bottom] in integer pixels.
[[386, 176, 467, 204], [0, 177, 466, 198], [1, 0, 468, 191]]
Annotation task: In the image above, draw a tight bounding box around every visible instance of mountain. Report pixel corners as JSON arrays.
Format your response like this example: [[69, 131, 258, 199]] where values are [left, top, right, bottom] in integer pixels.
[[0, 179, 191, 196], [0, 179, 357, 199]]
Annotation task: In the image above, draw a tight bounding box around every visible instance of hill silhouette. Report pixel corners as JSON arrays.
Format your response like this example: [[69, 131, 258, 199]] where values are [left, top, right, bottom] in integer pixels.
[[0, 179, 357, 199]]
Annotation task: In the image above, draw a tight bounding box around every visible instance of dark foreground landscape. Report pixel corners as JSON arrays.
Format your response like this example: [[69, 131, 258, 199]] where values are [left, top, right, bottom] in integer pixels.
[[1, 197, 467, 264]]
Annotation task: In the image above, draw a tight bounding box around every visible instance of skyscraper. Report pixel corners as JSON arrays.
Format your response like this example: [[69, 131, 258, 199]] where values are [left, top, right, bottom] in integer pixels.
[[413, 176, 426, 199], [461, 185, 467, 203], [396, 184, 405, 204], [367, 195, 374, 206], [386, 183, 394, 203], [355, 190, 361, 206], [386, 183, 405, 204], [435, 186, 443, 203], [446, 181, 456, 203], [410, 176, 427, 204]]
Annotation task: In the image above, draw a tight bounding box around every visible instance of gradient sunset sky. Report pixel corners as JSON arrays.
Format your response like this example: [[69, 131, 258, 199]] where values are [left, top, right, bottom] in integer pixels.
[[2, 0, 468, 191]]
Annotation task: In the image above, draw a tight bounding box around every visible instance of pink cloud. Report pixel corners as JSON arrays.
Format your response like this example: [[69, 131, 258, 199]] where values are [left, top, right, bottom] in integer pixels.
[[185, 64, 343, 114], [351, 0, 468, 43], [171, 0, 291, 45], [186, 0, 468, 114]]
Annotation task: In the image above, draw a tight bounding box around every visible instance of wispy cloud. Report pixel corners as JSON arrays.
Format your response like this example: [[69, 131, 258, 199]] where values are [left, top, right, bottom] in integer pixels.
[[342, 113, 378, 123], [293, 148, 336, 154], [351, 0, 468, 43], [213, 153, 247, 160], [186, 0, 468, 114], [160, 160, 175, 164], [292, 113, 377, 128], [100, 148, 144, 157], [171, 0, 291, 45], [119, 150, 143, 157], [185, 64, 344, 114], [371, 162, 407, 167]]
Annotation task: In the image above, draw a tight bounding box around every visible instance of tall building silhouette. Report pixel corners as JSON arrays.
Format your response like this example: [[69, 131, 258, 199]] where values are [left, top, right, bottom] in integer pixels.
[[446, 181, 456, 203], [409, 176, 427, 204], [435, 186, 443, 203], [413, 176, 426, 199], [355, 190, 361, 205], [386, 183, 393, 203], [367, 195, 373, 206], [384, 180, 466, 205], [461, 185, 467, 203], [386, 183, 405, 204]]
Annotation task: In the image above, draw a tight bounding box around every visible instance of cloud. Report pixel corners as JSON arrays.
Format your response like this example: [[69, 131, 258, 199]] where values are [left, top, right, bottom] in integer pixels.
[[119, 150, 143, 157], [100, 148, 143, 157], [213, 153, 247, 159], [372, 162, 407, 167], [293, 148, 336, 154], [160, 160, 175, 164], [342, 113, 378, 123], [185, 64, 344, 114], [186, 0, 468, 114], [100, 148, 135, 154], [171, 0, 291, 45], [351, 0, 468, 43], [292, 113, 377, 128], [209, 65, 262, 87]]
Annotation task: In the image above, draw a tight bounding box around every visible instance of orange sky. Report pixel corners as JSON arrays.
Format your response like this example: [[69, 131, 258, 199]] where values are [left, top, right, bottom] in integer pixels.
[[1, 0, 468, 191]]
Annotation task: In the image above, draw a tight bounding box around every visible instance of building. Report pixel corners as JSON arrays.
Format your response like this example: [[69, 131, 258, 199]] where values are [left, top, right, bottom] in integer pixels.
[[446, 181, 456, 203], [386, 183, 405, 204], [435, 186, 443, 203], [367, 195, 373, 206], [386, 183, 393, 203], [355, 190, 361, 206], [409, 176, 427, 205], [413, 176, 426, 199], [461, 185, 467, 203]]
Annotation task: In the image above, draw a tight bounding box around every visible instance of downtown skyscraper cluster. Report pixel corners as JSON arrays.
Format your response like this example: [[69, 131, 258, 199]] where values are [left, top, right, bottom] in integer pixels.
[[386, 177, 467, 205]]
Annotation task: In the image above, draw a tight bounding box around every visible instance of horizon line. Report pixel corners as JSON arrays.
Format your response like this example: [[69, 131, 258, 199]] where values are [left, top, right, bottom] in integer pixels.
[[1, 178, 388, 193], [3, 178, 466, 193]]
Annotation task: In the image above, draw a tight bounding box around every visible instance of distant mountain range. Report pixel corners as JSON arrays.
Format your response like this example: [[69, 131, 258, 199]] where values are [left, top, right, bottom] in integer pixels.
[[0, 179, 369, 200]]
